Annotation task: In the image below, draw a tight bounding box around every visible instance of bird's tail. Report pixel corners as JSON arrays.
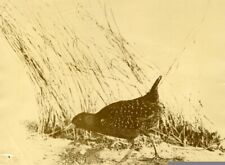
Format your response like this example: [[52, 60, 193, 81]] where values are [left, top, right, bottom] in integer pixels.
[[144, 75, 162, 102]]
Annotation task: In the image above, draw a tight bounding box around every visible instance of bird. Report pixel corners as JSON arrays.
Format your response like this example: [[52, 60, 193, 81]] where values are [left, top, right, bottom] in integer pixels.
[[68, 75, 164, 161]]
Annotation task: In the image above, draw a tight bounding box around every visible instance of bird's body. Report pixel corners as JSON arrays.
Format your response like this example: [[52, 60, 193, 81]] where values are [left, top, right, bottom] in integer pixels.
[[71, 76, 164, 142], [75, 100, 162, 140]]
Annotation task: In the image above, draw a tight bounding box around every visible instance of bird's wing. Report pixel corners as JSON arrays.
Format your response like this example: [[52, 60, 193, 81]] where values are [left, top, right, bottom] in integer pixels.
[[96, 98, 164, 130], [96, 100, 141, 129]]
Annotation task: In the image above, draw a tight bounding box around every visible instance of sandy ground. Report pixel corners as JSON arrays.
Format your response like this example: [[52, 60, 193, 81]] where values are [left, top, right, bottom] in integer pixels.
[[0, 120, 70, 165], [0, 119, 225, 165]]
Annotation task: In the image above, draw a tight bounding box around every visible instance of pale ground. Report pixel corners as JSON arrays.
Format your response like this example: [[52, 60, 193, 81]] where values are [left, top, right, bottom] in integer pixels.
[[1, 0, 225, 164]]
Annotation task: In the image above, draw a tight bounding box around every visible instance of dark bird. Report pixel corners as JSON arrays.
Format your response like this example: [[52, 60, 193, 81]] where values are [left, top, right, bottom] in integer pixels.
[[68, 75, 164, 161]]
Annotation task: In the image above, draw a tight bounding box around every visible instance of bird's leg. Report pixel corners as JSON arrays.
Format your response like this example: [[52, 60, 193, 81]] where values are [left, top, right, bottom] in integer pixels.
[[119, 139, 135, 163], [149, 136, 160, 159], [139, 129, 162, 160], [73, 129, 76, 142]]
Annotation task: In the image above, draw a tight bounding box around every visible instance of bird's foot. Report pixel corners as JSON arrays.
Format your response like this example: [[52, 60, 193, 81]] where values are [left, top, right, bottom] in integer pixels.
[[139, 154, 184, 162], [138, 153, 164, 162]]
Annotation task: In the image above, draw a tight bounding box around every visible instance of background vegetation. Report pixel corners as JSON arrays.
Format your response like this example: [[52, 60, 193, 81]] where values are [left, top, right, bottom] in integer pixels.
[[0, 0, 222, 150]]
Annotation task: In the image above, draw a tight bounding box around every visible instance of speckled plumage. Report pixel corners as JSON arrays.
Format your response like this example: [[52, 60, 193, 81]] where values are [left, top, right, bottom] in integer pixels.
[[71, 76, 164, 141]]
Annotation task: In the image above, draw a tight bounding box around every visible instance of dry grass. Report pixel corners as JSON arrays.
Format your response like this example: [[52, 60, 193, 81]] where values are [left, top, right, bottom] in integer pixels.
[[0, 0, 156, 133], [0, 0, 223, 152]]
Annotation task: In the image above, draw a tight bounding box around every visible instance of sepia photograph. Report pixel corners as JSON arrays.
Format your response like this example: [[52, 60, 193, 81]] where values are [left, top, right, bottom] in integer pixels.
[[0, 0, 225, 164]]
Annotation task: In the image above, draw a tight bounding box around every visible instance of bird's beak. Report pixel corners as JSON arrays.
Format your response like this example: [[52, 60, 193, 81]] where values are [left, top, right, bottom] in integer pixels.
[[64, 123, 75, 131]]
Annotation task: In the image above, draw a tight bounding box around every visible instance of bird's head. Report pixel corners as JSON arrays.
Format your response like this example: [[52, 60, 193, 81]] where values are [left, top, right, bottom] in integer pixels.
[[64, 112, 96, 131], [71, 112, 87, 128]]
